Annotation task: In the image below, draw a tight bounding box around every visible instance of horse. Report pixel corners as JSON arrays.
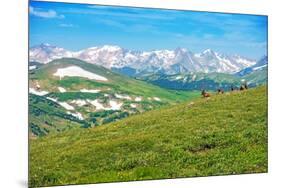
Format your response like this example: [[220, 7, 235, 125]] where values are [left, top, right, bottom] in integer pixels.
[[240, 83, 248, 91], [217, 88, 224, 94], [201, 90, 211, 98]]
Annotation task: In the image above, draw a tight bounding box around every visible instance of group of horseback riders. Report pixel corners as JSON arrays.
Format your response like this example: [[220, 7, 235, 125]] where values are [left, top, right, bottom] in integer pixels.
[[201, 82, 248, 98]]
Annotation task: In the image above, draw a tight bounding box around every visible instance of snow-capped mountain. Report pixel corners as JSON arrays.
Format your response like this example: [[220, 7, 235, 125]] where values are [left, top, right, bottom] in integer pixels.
[[29, 43, 257, 75], [236, 55, 268, 76], [29, 43, 73, 63]]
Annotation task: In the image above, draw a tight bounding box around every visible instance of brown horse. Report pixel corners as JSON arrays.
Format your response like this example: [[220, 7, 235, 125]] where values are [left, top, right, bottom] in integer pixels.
[[240, 84, 248, 91], [240, 82, 248, 91], [201, 90, 211, 98], [217, 88, 224, 94]]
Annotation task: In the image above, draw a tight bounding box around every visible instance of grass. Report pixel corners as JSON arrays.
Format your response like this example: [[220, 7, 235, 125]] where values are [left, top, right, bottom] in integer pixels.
[[29, 58, 200, 137], [29, 85, 267, 187], [30, 58, 199, 104]]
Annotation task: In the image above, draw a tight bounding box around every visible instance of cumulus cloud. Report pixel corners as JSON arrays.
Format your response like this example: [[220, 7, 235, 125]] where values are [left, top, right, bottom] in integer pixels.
[[29, 6, 64, 19]]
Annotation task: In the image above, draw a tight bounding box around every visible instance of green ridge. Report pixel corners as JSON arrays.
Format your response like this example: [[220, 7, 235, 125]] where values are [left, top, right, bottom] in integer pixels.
[[29, 58, 199, 137]]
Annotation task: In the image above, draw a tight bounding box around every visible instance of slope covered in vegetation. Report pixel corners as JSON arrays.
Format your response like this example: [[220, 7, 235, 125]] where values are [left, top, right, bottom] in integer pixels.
[[29, 86, 268, 187], [29, 58, 199, 137]]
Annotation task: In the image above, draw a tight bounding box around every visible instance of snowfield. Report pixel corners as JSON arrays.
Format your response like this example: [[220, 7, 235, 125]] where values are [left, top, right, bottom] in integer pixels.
[[29, 88, 49, 96], [109, 100, 123, 110], [46, 97, 58, 102], [71, 99, 87, 107], [87, 99, 123, 111], [130, 103, 137, 108], [67, 111, 84, 120], [58, 102, 75, 111], [134, 97, 142, 102], [153, 97, 161, 101], [46, 97, 75, 110], [87, 99, 105, 110], [53, 66, 108, 81], [58, 87, 66, 93], [30, 43, 259, 75], [80, 88, 101, 93], [115, 94, 132, 100], [253, 64, 267, 71]]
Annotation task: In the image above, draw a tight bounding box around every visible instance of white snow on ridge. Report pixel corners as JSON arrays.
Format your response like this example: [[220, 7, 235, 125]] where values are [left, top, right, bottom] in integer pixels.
[[30, 43, 261, 74], [58, 87, 66, 93], [253, 64, 267, 71], [67, 111, 84, 120], [130, 103, 137, 108], [175, 75, 182, 80], [71, 99, 87, 107], [134, 96, 142, 102], [153, 97, 161, 101], [115, 94, 132, 100], [46, 97, 57, 102], [53, 66, 108, 81], [80, 88, 101, 93], [46, 97, 75, 110], [109, 100, 123, 110], [87, 99, 123, 111], [29, 88, 49, 96], [235, 57, 256, 67], [191, 74, 196, 81], [58, 102, 75, 110], [87, 99, 106, 110]]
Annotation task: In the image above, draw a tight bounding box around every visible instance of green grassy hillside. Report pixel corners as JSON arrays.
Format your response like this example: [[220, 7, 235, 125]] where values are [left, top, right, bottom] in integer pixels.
[[29, 86, 267, 187], [29, 58, 199, 137]]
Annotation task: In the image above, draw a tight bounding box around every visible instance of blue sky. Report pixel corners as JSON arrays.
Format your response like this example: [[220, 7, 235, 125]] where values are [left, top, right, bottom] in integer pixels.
[[29, 1, 268, 60]]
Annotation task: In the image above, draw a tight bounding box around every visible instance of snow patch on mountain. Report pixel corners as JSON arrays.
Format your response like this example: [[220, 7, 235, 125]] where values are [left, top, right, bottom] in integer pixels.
[[29, 88, 49, 96], [53, 66, 108, 81], [80, 89, 101, 93], [58, 102, 75, 111], [253, 64, 267, 71], [67, 111, 84, 120], [71, 99, 87, 107], [58, 87, 66, 93], [153, 97, 161, 101], [134, 96, 142, 102], [114, 94, 132, 100], [87, 99, 123, 111]]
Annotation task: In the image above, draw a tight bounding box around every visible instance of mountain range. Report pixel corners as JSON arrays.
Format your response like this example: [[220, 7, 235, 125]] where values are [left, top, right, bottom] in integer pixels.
[[137, 55, 267, 91], [30, 43, 260, 76]]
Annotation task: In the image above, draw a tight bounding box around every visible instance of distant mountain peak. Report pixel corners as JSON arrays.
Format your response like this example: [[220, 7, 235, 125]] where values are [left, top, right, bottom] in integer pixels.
[[203, 49, 214, 54], [29, 43, 259, 74]]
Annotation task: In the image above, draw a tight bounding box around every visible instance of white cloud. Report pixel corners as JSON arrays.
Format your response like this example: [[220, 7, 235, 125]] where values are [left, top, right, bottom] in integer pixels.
[[59, 23, 75, 28], [29, 6, 64, 19]]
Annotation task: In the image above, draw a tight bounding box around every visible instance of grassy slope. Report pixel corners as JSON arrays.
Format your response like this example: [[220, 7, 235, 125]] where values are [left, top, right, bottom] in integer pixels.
[[29, 94, 89, 137], [29, 86, 268, 187], [30, 58, 199, 103], [29, 58, 199, 136]]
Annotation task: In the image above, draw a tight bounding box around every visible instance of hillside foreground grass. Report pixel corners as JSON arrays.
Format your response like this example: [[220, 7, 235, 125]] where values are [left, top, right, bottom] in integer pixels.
[[29, 86, 268, 187]]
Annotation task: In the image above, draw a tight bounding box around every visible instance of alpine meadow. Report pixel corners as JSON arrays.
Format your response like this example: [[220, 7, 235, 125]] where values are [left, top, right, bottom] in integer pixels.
[[29, 1, 268, 187]]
